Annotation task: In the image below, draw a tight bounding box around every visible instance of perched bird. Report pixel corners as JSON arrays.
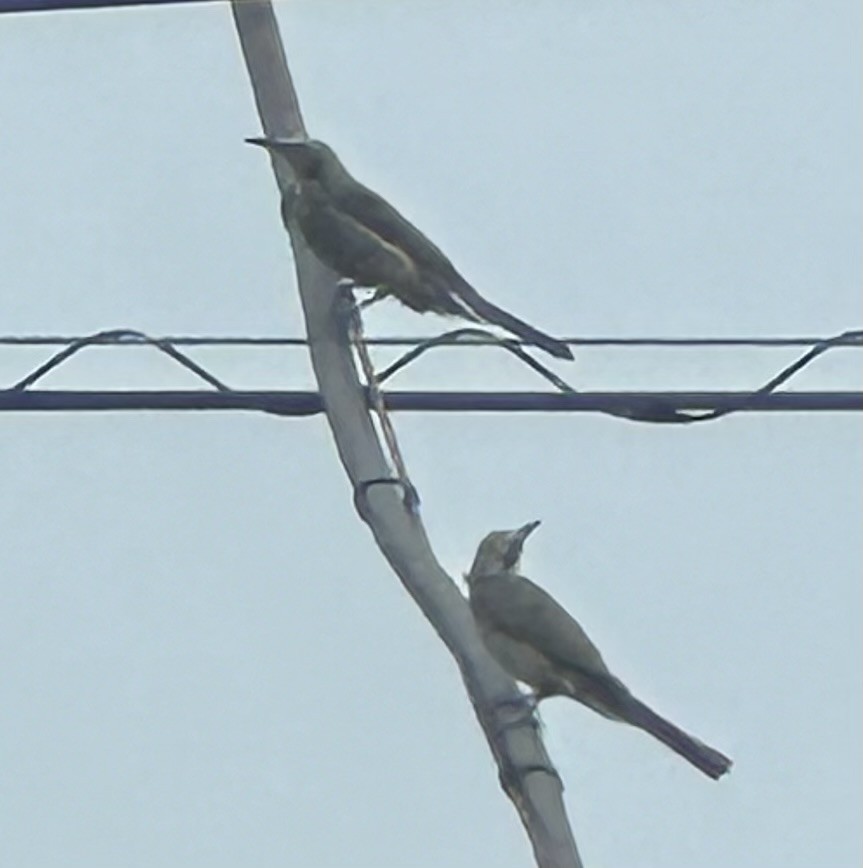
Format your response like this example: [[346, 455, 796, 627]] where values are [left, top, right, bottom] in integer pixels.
[[466, 521, 732, 780], [246, 137, 573, 361]]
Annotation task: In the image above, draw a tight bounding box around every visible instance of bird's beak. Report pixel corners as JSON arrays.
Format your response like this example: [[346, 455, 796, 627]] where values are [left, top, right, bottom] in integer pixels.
[[245, 136, 273, 150], [516, 520, 542, 544], [503, 520, 541, 567], [245, 136, 306, 151]]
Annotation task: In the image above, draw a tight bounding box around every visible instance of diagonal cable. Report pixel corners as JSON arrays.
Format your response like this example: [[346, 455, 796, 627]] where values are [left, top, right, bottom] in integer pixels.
[[9, 328, 233, 392]]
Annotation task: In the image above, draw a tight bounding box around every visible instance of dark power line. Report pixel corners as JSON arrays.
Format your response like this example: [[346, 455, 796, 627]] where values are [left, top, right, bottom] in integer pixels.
[[0, 0, 210, 14], [0, 390, 859, 415]]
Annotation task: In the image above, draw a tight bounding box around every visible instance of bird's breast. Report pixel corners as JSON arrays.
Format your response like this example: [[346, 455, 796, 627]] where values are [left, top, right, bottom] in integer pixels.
[[480, 628, 561, 691]]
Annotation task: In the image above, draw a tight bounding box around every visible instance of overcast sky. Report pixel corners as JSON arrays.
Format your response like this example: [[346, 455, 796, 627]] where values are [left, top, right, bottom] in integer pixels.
[[0, 2, 860, 866]]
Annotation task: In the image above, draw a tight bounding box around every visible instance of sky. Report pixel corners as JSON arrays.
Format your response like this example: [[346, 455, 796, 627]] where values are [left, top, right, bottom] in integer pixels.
[[0, 2, 860, 866]]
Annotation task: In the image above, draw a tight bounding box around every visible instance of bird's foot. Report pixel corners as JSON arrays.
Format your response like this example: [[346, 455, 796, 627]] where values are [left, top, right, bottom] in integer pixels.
[[354, 476, 421, 516], [494, 692, 540, 727], [335, 280, 359, 310], [356, 291, 383, 312], [333, 282, 359, 328], [336, 278, 379, 304], [335, 281, 381, 332], [487, 693, 545, 755]]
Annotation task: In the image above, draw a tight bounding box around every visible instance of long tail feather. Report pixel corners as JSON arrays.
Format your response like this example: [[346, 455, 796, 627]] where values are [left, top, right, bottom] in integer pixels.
[[451, 278, 574, 360], [623, 695, 732, 780]]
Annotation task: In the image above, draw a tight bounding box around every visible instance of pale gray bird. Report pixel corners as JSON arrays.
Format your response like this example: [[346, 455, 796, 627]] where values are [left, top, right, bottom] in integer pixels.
[[466, 521, 732, 780]]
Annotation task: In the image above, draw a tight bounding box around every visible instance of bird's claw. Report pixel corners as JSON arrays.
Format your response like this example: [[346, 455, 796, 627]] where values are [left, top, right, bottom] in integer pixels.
[[357, 292, 383, 312], [495, 692, 540, 726], [335, 279, 356, 308], [332, 283, 361, 331]]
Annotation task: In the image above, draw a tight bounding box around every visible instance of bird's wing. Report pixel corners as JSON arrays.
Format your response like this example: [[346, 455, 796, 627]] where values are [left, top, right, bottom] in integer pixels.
[[470, 572, 613, 678], [332, 179, 573, 360], [292, 184, 417, 289], [335, 181, 458, 274]]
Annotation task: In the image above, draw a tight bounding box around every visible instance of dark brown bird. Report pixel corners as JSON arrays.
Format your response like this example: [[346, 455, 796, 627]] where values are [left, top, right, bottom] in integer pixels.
[[466, 521, 732, 780], [246, 137, 573, 361]]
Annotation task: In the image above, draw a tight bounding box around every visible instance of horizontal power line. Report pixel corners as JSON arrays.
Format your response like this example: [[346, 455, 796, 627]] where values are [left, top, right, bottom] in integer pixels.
[[0, 0, 209, 13], [1, 333, 861, 349], [1, 390, 859, 415]]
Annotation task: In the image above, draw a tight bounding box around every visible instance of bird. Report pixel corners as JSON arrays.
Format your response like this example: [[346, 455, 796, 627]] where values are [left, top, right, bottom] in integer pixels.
[[465, 520, 732, 780], [246, 137, 573, 361]]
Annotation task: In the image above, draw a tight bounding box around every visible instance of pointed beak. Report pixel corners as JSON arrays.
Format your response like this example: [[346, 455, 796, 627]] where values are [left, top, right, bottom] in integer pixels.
[[503, 520, 540, 567], [516, 520, 541, 544], [245, 136, 306, 151], [245, 136, 273, 150]]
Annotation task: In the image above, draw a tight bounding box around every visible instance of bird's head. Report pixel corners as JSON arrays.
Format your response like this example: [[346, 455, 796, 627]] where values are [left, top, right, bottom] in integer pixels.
[[467, 520, 541, 580], [245, 137, 336, 180]]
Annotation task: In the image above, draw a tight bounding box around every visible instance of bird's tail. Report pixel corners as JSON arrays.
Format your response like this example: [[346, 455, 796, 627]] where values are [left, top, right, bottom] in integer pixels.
[[623, 695, 732, 780], [449, 277, 574, 360]]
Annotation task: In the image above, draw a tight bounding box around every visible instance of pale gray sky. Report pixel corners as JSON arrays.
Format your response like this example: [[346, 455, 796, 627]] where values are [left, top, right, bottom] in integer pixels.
[[0, 2, 860, 866]]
